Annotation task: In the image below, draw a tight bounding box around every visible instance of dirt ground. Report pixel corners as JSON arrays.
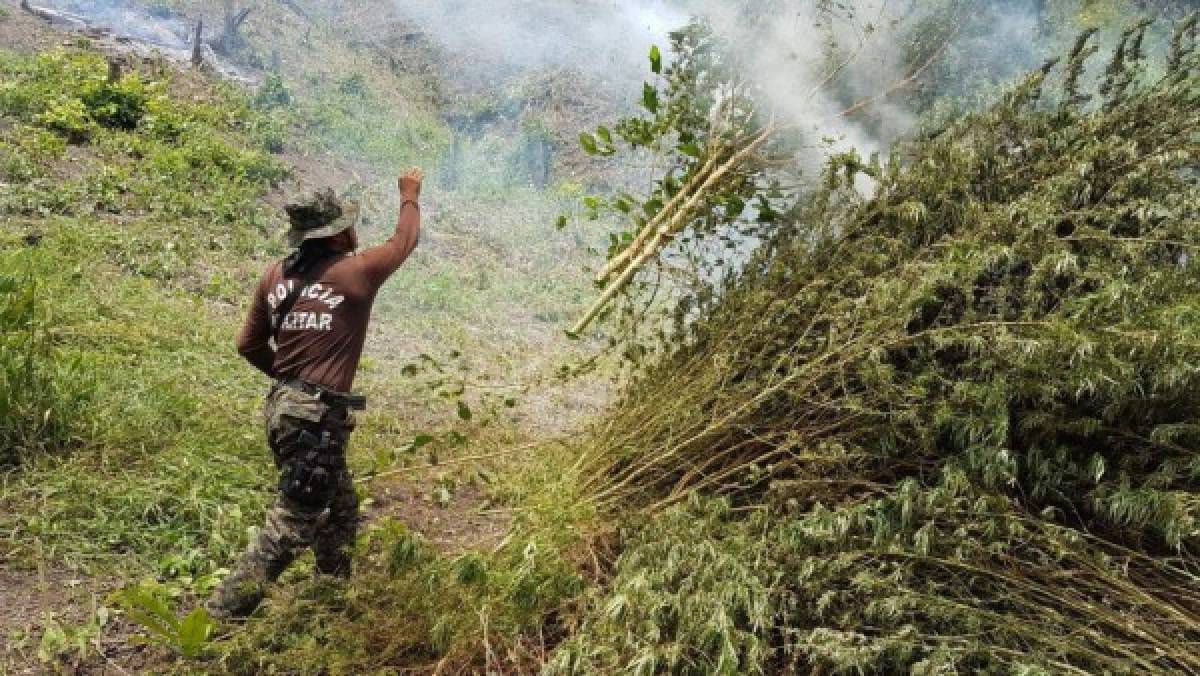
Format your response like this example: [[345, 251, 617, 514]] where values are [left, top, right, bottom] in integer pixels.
[[0, 2, 61, 53], [367, 475, 512, 555], [0, 568, 158, 674]]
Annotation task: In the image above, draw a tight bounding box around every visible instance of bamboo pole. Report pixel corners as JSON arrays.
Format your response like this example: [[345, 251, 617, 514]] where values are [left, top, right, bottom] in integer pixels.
[[595, 147, 726, 284], [571, 124, 775, 336]]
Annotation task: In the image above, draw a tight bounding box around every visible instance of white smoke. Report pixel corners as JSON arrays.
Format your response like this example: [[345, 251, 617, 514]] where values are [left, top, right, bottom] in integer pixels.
[[392, 0, 1050, 162], [37, 0, 192, 49], [390, 0, 687, 83]]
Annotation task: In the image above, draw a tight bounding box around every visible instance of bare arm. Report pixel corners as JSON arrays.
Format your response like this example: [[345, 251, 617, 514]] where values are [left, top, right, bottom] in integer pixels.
[[236, 266, 276, 377], [357, 167, 424, 287]]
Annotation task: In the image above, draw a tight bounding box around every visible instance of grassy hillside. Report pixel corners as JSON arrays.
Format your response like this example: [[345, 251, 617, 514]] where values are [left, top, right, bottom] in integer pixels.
[[0, 46, 287, 563]]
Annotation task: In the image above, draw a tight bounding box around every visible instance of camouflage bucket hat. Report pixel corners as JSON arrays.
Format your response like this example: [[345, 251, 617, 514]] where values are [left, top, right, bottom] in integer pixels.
[[284, 188, 360, 248]]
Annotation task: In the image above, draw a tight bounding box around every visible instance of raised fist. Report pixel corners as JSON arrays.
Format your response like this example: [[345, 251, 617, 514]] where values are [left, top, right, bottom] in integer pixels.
[[398, 167, 424, 201]]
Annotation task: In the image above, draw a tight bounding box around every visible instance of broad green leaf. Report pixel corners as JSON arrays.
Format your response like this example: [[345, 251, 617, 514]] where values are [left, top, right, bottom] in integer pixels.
[[649, 45, 662, 74], [642, 83, 659, 114], [579, 132, 599, 155], [643, 197, 664, 217], [176, 608, 213, 658]]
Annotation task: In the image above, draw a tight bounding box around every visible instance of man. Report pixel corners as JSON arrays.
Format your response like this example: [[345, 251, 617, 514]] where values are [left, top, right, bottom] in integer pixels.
[[206, 168, 424, 619]]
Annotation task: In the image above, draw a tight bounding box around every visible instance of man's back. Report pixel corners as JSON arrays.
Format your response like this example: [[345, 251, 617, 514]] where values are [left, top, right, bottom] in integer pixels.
[[236, 175, 422, 393], [253, 253, 385, 392]]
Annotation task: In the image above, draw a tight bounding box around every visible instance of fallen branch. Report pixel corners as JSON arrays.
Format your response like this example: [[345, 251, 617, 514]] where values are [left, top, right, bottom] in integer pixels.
[[20, 0, 87, 28]]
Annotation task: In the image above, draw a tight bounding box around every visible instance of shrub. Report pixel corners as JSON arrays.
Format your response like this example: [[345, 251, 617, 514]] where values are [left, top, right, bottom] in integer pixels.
[[253, 73, 292, 110], [0, 51, 150, 142]]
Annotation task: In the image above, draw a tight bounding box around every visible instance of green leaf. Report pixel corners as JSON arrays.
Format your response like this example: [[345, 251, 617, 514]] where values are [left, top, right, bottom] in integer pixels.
[[456, 400, 472, 421], [555, 213, 568, 230], [649, 45, 662, 74], [176, 608, 213, 659], [400, 433, 435, 455], [579, 132, 599, 155], [596, 126, 613, 146], [726, 195, 746, 217], [453, 553, 489, 586], [38, 619, 67, 664], [641, 83, 659, 114], [678, 142, 703, 158], [643, 197, 664, 217]]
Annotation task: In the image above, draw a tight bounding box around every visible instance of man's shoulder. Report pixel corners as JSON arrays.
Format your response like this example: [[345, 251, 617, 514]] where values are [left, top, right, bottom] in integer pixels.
[[324, 251, 373, 276], [259, 259, 284, 286]]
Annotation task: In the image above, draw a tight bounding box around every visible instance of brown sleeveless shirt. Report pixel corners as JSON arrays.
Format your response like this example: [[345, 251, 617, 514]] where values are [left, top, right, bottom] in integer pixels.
[[236, 214, 418, 393]]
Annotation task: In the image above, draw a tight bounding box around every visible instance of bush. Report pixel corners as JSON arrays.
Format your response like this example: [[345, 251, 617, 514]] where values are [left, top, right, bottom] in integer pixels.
[[0, 51, 149, 142], [253, 73, 292, 110]]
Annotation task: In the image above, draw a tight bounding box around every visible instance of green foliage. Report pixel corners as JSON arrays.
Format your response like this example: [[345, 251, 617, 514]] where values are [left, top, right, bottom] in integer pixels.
[[551, 497, 772, 675], [568, 17, 1200, 674], [0, 49, 286, 239], [36, 603, 108, 668], [0, 231, 273, 568], [0, 45, 283, 571], [0, 271, 93, 465], [566, 20, 793, 332], [253, 73, 293, 109], [0, 50, 150, 142], [112, 580, 215, 658], [287, 69, 449, 168]]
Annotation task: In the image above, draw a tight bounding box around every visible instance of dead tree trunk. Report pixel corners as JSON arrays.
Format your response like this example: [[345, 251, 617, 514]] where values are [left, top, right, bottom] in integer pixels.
[[215, 1, 253, 54], [191, 19, 205, 67]]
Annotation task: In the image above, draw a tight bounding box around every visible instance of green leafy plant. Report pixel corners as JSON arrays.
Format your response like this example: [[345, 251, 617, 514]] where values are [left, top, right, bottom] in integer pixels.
[[254, 73, 293, 109], [111, 580, 215, 659]]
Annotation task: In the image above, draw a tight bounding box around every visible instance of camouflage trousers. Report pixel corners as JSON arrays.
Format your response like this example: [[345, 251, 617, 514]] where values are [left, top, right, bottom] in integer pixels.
[[207, 382, 360, 619]]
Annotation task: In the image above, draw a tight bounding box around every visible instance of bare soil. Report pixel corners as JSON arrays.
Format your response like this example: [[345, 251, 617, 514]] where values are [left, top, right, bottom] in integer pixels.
[[0, 2, 61, 53], [366, 475, 511, 555], [0, 568, 157, 674]]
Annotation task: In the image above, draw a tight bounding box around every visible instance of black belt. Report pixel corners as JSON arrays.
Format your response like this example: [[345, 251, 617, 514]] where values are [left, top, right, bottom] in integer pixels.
[[276, 378, 367, 411]]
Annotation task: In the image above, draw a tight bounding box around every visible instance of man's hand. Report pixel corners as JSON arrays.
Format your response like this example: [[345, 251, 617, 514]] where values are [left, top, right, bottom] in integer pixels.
[[399, 167, 424, 202]]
